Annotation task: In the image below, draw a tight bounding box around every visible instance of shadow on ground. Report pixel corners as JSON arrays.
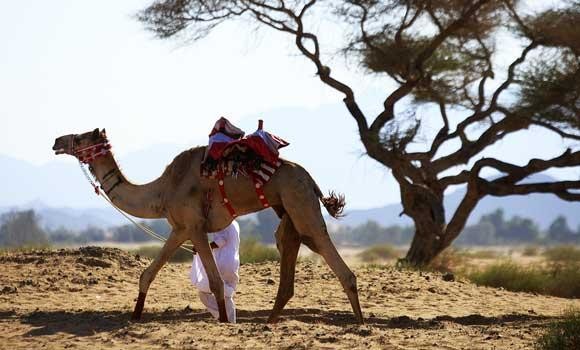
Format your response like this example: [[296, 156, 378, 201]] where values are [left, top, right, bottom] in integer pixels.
[[17, 307, 554, 338]]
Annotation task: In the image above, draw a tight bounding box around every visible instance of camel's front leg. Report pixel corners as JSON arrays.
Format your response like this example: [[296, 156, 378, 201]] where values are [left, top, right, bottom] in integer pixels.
[[132, 230, 187, 320], [268, 214, 301, 323], [191, 233, 229, 322]]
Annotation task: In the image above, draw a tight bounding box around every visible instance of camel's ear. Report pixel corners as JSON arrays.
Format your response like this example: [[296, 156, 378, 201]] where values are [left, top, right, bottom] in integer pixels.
[[92, 128, 100, 139], [101, 128, 107, 137]]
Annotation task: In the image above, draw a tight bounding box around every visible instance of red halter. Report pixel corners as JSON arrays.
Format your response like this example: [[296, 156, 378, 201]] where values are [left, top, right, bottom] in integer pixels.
[[74, 140, 112, 164]]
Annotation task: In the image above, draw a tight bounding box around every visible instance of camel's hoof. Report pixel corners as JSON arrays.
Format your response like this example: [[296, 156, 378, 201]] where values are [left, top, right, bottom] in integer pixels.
[[267, 316, 280, 324], [130, 312, 142, 321]]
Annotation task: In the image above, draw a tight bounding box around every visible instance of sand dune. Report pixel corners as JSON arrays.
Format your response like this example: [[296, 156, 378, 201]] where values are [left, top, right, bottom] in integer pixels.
[[0, 247, 577, 349]]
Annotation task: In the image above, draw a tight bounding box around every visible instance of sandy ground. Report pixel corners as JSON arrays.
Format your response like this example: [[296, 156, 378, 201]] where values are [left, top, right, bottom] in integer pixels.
[[0, 247, 578, 350]]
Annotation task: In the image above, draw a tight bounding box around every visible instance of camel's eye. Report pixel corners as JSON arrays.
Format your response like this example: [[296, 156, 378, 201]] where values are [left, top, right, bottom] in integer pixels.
[[73, 136, 80, 144]]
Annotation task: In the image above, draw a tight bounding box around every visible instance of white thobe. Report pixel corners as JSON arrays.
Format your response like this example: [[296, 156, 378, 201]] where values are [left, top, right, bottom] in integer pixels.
[[190, 221, 240, 323]]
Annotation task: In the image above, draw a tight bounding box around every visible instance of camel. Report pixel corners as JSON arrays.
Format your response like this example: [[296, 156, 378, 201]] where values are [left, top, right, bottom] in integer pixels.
[[52, 128, 363, 323]]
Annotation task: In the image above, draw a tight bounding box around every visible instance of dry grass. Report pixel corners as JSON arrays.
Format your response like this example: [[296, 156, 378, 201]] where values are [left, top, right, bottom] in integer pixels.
[[543, 245, 580, 263], [467, 261, 580, 298], [129, 237, 280, 265], [356, 244, 400, 262], [131, 245, 193, 263], [428, 248, 468, 273], [522, 245, 540, 257], [535, 309, 580, 350]]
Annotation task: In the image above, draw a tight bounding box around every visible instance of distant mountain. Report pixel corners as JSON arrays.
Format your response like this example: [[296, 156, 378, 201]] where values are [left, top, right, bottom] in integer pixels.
[[0, 202, 127, 231], [338, 174, 580, 230], [1, 103, 578, 231]]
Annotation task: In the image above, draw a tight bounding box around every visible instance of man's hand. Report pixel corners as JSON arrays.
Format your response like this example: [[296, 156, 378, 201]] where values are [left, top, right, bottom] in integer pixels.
[[190, 242, 218, 255]]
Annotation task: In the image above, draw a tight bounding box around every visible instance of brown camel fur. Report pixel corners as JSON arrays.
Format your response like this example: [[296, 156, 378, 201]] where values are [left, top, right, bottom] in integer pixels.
[[52, 128, 364, 323]]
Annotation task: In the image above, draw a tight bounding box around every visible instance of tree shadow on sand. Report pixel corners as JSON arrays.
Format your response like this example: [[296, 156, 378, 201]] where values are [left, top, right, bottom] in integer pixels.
[[20, 307, 554, 338]]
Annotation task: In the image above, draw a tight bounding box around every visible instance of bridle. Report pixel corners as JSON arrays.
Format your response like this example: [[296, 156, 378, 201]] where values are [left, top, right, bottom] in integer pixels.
[[71, 135, 112, 164], [69, 133, 195, 253]]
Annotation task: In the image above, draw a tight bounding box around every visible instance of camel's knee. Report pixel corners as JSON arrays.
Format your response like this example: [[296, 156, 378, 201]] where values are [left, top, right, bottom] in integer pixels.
[[138, 267, 155, 292], [208, 280, 225, 298], [341, 271, 358, 294], [281, 286, 294, 302]]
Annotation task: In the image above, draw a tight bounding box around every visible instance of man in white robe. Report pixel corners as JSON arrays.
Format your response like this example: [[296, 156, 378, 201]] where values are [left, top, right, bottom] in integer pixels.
[[190, 221, 240, 323]]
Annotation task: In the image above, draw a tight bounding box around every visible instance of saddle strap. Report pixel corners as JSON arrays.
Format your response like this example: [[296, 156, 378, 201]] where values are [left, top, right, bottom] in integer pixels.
[[216, 172, 271, 218]]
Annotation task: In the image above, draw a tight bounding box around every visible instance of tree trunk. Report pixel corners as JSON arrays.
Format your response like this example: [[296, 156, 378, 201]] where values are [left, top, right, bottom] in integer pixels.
[[399, 182, 447, 266], [405, 228, 446, 266]]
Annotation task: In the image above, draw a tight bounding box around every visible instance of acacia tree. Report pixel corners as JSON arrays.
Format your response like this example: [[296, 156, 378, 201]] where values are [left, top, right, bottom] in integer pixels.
[[138, 0, 580, 265]]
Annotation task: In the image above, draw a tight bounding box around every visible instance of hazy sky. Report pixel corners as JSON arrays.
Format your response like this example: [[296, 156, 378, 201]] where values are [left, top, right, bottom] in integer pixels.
[[0, 0, 374, 163], [1, 1, 577, 209]]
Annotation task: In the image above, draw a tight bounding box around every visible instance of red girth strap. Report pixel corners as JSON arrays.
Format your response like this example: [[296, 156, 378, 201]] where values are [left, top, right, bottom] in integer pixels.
[[216, 173, 271, 218], [252, 174, 270, 209], [217, 172, 238, 218]]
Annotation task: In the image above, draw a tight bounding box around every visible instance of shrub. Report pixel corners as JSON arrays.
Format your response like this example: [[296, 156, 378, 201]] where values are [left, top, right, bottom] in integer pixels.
[[468, 262, 547, 294], [357, 244, 400, 262], [131, 245, 193, 263], [468, 262, 580, 298], [535, 309, 580, 350], [239, 237, 279, 264], [522, 245, 540, 257], [543, 245, 580, 263], [429, 248, 467, 272]]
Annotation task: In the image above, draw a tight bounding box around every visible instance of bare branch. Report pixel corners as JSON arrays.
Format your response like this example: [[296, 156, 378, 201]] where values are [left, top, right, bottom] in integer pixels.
[[483, 180, 580, 201], [531, 120, 580, 141]]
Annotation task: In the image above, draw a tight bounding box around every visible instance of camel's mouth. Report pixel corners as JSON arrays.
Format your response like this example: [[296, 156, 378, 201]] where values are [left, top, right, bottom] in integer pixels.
[[54, 148, 66, 155]]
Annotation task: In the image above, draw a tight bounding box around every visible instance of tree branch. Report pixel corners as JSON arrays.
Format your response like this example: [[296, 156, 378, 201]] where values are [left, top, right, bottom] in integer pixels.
[[482, 180, 580, 201], [369, 0, 491, 135]]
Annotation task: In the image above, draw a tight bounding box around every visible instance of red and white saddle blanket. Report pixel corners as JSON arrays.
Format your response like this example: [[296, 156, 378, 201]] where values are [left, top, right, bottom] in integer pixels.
[[201, 117, 289, 217]]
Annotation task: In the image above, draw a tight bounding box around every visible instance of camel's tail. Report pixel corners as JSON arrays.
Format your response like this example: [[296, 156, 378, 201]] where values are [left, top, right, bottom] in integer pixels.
[[317, 188, 346, 219]]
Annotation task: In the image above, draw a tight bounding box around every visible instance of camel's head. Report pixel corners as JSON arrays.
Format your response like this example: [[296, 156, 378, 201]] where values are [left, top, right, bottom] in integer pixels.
[[52, 128, 108, 156]]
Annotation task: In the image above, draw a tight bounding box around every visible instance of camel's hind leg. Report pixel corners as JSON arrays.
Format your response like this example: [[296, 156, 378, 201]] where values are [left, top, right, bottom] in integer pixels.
[[283, 192, 364, 323], [132, 230, 188, 320], [268, 214, 301, 323], [306, 232, 364, 323]]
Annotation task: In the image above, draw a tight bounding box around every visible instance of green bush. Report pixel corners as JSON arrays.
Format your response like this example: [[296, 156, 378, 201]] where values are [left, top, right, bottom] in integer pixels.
[[543, 245, 580, 263], [239, 237, 279, 264], [468, 262, 580, 298], [535, 309, 580, 350], [131, 245, 193, 263], [468, 262, 547, 294], [357, 244, 400, 262], [522, 245, 540, 257]]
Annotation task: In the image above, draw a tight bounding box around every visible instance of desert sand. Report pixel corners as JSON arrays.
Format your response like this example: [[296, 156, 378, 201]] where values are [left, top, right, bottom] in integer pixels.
[[1, 247, 578, 349]]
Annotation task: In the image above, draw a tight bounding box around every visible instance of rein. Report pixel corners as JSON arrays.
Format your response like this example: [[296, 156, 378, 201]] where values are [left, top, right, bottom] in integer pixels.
[[74, 138, 193, 253]]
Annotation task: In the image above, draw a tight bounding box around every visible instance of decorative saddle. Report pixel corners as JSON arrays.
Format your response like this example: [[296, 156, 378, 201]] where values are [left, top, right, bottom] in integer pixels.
[[201, 117, 289, 217]]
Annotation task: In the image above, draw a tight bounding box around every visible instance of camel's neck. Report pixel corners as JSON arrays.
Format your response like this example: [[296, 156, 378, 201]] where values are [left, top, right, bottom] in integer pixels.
[[89, 153, 166, 219]]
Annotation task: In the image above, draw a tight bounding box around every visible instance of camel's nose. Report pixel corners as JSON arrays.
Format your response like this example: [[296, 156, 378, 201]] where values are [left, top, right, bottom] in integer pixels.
[[52, 136, 68, 154]]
